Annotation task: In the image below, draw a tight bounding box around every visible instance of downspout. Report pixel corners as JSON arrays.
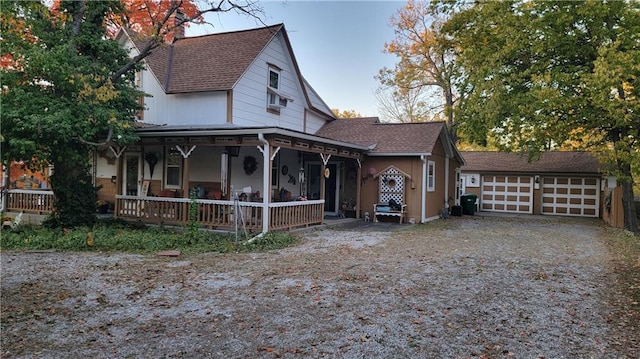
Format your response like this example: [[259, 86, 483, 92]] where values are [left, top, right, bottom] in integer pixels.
[[421, 154, 427, 223], [444, 157, 450, 212], [257, 133, 270, 235]]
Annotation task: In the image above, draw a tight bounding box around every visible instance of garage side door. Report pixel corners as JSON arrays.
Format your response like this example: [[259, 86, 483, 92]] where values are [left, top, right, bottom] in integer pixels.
[[541, 177, 600, 217], [481, 175, 533, 214]]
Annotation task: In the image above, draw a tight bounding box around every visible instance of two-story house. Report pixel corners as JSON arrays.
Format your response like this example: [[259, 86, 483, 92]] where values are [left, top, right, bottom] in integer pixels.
[[86, 23, 463, 233]]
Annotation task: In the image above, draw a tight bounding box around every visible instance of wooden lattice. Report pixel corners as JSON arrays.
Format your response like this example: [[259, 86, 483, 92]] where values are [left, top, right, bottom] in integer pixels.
[[378, 167, 405, 205]]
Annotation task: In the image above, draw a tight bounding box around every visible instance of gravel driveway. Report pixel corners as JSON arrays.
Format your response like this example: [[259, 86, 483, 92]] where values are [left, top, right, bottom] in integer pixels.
[[1, 215, 637, 358]]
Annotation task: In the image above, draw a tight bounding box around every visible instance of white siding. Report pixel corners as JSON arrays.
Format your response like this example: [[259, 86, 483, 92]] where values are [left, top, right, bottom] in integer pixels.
[[228, 147, 266, 194], [123, 30, 333, 132], [144, 87, 227, 126], [232, 32, 312, 132], [121, 36, 227, 126], [306, 111, 329, 134]]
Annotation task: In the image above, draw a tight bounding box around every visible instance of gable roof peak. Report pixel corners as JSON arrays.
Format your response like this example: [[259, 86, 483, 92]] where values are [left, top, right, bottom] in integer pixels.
[[174, 23, 283, 43], [135, 23, 285, 94]]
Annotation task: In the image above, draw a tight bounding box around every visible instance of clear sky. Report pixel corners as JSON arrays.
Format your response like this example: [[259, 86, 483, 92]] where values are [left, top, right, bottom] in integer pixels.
[[187, 1, 406, 117]]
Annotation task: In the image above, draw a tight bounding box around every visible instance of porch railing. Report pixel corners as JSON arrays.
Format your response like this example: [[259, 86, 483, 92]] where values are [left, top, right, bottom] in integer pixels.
[[115, 196, 324, 231], [268, 200, 324, 230], [4, 189, 55, 214]]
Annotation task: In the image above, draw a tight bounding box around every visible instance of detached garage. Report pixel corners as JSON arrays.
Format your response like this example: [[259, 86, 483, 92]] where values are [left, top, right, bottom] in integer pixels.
[[460, 151, 603, 218]]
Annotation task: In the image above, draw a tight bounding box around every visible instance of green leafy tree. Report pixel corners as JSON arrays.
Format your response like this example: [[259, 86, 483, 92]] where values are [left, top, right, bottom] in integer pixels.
[[443, 0, 639, 233], [2, 0, 143, 227], [1, 0, 263, 228]]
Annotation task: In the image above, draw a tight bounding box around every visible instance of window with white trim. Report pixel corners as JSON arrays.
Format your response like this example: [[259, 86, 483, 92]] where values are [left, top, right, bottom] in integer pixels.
[[165, 148, 182, 188], [427, 160, 435, 192], [267, 67, 280, 109]]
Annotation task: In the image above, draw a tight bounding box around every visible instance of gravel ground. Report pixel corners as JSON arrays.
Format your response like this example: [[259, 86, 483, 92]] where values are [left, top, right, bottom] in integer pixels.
[[1, 215, 638, 358]]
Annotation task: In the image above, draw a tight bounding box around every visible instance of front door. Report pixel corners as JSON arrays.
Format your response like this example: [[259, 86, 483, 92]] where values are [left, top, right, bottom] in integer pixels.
[[324, 163, 338, 213], [124, 154, 141, 196], [307, 163, 339, 214]]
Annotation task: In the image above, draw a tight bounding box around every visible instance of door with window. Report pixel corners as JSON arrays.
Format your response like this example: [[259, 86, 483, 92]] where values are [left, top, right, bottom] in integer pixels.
[[307, 163, 339, 214], [124, 154, 141, 196]]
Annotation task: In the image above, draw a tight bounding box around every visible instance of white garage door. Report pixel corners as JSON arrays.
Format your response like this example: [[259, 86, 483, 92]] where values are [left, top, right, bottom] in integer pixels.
[[541, 177, 600, 217], [481, 175, 533, 214]]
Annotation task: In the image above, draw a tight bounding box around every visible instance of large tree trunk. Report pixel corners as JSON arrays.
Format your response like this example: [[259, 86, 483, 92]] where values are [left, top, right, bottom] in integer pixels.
[[620, 180, 639, 234], [45, 145, 97, 228], [611, 124, 639, 234]]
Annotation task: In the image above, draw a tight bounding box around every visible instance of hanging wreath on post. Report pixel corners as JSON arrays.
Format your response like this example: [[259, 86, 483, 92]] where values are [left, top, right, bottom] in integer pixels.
[[243, 156, 258, 175]]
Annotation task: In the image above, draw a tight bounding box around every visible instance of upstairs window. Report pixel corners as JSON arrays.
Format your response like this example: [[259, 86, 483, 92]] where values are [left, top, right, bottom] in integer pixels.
[[267, 65, 287, 112], [269, 68, 279, 90]]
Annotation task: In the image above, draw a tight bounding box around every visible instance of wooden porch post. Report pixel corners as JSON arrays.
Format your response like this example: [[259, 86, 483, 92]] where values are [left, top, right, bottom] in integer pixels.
[[115, 154, 123, 216], [320, 164, 326, 205], [174, 145, 197, 199], [182, 156, 190, 198], [356, 159, 362, 219], [319, 154, 331, 212]]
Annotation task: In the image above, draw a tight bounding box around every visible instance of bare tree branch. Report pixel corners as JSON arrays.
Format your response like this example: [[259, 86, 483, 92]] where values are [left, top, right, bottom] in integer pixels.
[[77, 127, 113, 146]]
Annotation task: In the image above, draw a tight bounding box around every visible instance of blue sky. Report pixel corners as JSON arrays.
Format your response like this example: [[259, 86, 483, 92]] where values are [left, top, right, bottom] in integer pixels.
[[188, 1, 406, 117]]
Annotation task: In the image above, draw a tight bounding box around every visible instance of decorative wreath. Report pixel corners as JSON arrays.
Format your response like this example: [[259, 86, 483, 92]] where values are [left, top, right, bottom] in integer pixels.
[[243, 156, 258, 175]]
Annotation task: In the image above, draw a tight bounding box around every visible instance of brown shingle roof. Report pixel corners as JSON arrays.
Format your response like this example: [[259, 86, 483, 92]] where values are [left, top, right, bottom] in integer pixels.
[[315, 118, 445, 154], [461, 151, 602, 174], [134, 25, 282, 93]]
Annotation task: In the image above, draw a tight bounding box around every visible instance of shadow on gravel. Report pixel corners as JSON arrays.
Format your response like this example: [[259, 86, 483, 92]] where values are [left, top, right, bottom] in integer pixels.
[[328, 219, 413, 232]]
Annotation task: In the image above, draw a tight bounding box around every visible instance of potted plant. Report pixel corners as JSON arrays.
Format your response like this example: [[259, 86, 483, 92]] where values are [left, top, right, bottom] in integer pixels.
[[96, 200, 110, 214]]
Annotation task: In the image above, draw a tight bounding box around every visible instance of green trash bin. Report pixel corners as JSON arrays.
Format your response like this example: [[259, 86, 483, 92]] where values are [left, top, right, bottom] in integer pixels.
[[461, 194, 477, 215]]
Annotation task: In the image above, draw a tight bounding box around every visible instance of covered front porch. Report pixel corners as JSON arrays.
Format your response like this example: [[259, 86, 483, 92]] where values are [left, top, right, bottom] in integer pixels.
[[99, 126, 370, 233]]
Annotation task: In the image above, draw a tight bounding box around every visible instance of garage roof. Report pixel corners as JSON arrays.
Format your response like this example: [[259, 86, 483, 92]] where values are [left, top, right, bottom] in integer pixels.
[[461, 151, 602, 174]]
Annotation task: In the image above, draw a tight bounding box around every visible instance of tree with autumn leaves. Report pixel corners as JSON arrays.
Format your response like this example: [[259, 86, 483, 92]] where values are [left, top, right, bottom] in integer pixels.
[[1, 0, 262, 228], [382, 0, 639, 233], [377, 0, 457, 125]]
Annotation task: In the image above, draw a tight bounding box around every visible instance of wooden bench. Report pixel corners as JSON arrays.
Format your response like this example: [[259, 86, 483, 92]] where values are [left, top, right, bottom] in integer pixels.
[[373, 203, 407, 224]]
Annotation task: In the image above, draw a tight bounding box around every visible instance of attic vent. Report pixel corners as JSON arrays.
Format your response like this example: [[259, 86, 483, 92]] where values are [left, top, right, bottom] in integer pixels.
[[312, 144, 324, 151], [295, 142, 310, 149], [340, 150, 350, 156], [242, 136, 258, 143], [274, 138, 291, 146], [215, 137, 236, 144], [189, 137, 209, 144], [326, 147, 338, 154]]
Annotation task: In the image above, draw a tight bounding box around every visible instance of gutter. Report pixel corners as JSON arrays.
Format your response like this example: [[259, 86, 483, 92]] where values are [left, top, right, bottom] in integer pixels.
[[444, 157, 450, 212], [367, 152, 432, 157]]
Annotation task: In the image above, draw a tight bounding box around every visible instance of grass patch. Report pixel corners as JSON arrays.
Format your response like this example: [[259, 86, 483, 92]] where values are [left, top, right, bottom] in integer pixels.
[[0, 219, 300, 254]]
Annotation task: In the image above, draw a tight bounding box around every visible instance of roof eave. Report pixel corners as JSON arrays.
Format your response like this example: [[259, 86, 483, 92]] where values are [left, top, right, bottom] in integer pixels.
[[136, 126, 371, 151], [460, 169, 602, 176], [230, 24, 284, 90], [368, 152, 432, 157]]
